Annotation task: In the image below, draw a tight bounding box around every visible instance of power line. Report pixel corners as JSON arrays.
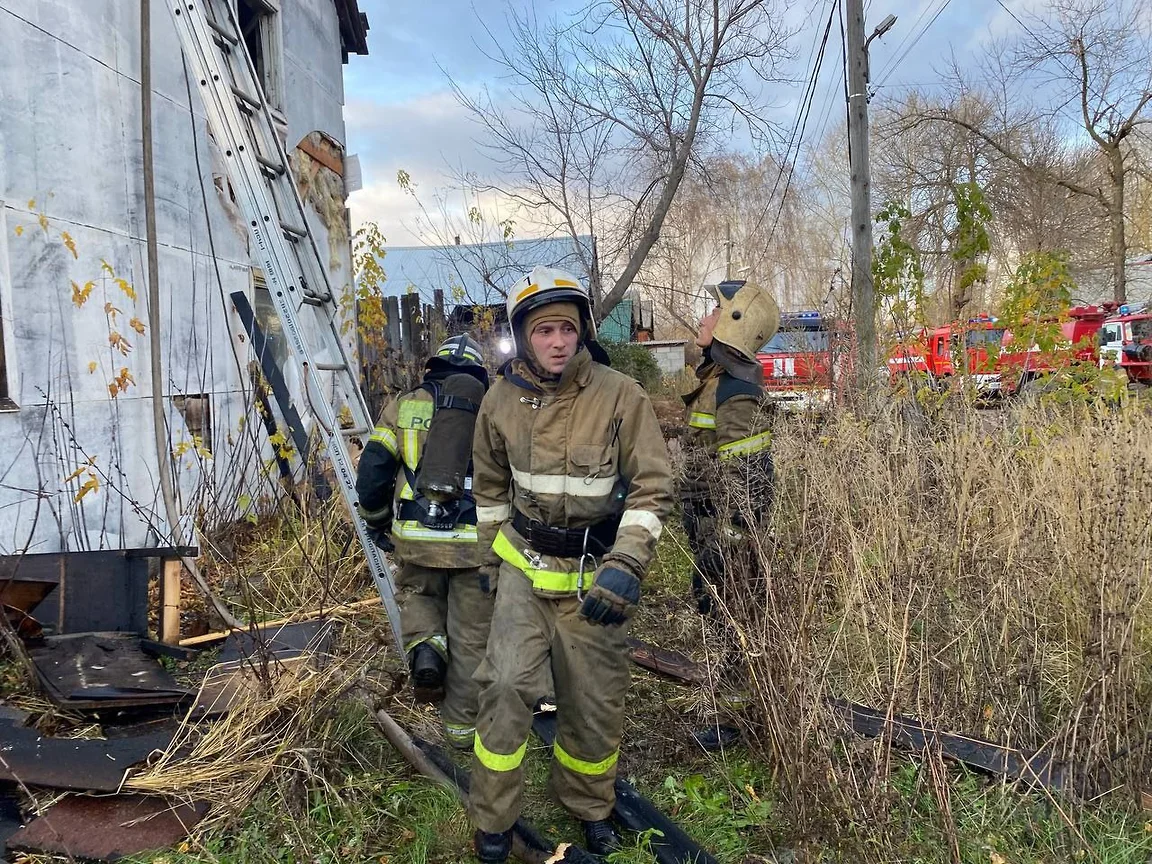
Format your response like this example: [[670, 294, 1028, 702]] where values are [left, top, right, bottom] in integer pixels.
[[873, 0, 955, 90], [871, 0, 939, 85], [745, 0, 838, 250]]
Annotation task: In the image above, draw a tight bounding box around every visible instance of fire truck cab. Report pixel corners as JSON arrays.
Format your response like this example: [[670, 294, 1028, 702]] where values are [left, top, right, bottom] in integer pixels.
[[756, 310, 841, 410], [1099, 304, 1152, 387]]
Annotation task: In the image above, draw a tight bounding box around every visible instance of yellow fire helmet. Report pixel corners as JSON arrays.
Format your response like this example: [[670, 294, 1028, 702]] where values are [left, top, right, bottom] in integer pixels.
[[710, 279, 781, 363], [505, 265, 596, 352]]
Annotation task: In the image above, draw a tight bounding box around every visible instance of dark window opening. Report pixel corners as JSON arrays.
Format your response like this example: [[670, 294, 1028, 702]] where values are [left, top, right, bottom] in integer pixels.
[[237, 0, 266, 85], [253, 271, 290, 371], [235, 0, 282, 110]]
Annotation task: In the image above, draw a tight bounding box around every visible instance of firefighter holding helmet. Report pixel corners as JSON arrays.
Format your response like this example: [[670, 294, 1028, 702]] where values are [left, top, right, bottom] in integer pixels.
[[355, 334, 494, 752], [467, 266, 673, 862], [681, 279, 779, 751]]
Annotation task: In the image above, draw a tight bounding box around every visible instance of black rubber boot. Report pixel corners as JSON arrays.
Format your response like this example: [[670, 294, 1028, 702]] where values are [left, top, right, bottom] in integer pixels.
[[473, 829, 513, 863], [691, 723, 741, 752], [582, 819, 622, 857], [409, 642, 446, 690]]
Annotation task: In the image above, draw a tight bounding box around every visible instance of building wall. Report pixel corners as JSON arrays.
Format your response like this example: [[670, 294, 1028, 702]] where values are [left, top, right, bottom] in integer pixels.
[[640, 343, 687, 378], [0, 0, 355, 553]]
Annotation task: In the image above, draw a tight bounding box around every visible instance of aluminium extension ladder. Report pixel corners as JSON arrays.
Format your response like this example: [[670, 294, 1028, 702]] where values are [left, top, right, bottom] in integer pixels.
[[165, 0, 404, 655]]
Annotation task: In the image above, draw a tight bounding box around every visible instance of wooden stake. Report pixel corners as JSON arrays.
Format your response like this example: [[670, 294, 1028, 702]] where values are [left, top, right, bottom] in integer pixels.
[[160, 558, 182, 644]]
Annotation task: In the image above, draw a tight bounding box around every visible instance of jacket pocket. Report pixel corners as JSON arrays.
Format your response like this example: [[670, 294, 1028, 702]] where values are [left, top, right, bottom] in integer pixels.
[[570, 443, 617, 480]]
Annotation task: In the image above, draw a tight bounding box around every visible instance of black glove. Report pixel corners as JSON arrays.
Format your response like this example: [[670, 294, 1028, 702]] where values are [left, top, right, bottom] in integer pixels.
[[366, 523, 394, 553], [479, 562, 499, 595], [579, 566, 640, 627]]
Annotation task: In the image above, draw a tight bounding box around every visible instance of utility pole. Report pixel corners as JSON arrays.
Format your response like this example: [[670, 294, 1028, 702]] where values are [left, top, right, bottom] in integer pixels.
[[846, 3, 896, 394], [725, 221, 733, 281]]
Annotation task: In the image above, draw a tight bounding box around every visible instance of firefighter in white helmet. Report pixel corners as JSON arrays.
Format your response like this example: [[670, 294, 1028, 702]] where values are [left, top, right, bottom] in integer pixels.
[[467, 266, 673, 862], [681, 279, 779, 751]]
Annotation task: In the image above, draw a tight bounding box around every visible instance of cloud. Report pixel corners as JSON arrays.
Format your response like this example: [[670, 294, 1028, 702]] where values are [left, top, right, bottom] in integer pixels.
[[345, 90, 502, 243]]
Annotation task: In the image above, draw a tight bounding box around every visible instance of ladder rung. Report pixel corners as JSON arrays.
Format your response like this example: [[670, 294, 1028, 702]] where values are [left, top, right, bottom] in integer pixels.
[[281, 220, 307, 240], [340, 426, 370, 437], [301, 295, 324, 307], [232, 86, 262, 112], [313, 362, 349, 372], [256, 154, 286, 176], [206, 17, 239, 46]]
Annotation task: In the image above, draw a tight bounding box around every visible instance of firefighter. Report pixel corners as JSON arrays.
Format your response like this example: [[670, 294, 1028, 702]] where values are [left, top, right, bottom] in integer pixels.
[[355, 334, 494, 752], [680, 279, 779, 751], [468, 266, 673, 863]]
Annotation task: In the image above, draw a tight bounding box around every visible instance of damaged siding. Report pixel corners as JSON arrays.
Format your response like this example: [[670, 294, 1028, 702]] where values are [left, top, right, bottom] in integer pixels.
[[0, 0, 358, 553]]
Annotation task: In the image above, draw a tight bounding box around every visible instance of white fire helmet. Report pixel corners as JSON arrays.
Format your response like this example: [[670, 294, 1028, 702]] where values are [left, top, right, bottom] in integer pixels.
[[505, 265, 596, 353]]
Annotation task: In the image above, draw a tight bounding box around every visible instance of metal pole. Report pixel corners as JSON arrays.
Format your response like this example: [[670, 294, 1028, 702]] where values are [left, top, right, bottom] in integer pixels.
[[847, 0, 877, 393]]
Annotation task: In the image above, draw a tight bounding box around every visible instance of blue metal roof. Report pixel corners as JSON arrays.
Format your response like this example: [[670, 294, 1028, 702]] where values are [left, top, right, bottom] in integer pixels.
[[377, 235, 595, 308]]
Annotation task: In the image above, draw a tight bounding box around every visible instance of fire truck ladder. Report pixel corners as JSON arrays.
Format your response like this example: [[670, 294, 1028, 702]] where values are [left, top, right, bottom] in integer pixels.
[[166, 0, 404, 655]]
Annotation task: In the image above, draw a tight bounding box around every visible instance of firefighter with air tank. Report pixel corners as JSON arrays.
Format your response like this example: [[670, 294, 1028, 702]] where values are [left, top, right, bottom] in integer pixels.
[[466, 266, 674, 863], [355, 335, 494, 752], [681, 279, 779, 751]]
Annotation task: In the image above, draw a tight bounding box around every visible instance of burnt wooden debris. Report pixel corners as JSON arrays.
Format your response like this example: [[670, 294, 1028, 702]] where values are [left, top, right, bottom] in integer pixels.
[[0, 717, 172, 792], [28, 632, 194, 711], [827, 699, 1067, 792]]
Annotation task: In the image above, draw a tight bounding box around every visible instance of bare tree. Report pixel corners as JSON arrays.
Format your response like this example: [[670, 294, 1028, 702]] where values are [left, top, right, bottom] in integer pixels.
[[451, 0, 791, 321], [908, 0, 1152, 302]]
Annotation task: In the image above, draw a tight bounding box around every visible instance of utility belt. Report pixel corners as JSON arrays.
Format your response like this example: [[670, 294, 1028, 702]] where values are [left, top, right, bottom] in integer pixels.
[[398, 497, 477, 529], [511, 509, 619, 558]]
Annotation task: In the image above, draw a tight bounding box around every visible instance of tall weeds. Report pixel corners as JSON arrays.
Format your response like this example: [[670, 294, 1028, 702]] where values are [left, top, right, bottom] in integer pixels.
[[710, 397, 1152, 844]]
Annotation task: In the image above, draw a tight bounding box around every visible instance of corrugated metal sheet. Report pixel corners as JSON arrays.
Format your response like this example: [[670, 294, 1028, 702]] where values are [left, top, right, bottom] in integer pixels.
[[379, 236, 594, 308], [599, 297, 633, 343]]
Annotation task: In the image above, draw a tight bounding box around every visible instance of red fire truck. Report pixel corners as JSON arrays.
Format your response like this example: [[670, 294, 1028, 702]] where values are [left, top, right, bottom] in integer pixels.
[[997, 305, 1107, 394], [1099, 303, 1152, 388], [756, 310, 848, 410], [886, 315, 1006, 394]]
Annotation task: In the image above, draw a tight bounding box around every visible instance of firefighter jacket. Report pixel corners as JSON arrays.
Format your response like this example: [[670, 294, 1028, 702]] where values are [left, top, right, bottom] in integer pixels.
[[472, 349, 674, 594], [680, 354, 773, 503], [356, 385, 481, 569]]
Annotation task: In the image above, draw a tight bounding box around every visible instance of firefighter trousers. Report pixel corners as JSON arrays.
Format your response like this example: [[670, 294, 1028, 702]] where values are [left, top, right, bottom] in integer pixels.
[[397, 561, 495, 749], [469, 563, 631, 833]]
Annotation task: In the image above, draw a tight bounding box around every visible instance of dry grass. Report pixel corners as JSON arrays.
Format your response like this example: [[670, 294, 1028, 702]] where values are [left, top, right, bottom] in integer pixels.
[[697, 394, 1152, 851], [199, 495, 369, 620]]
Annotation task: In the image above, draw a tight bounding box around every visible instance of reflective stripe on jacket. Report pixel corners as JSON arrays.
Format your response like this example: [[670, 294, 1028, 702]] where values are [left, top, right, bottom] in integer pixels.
[[471, 350, 673, 594]]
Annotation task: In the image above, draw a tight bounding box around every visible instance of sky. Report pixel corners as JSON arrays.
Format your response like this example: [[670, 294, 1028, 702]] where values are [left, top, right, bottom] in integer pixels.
[[342, 0, 1046, 247]]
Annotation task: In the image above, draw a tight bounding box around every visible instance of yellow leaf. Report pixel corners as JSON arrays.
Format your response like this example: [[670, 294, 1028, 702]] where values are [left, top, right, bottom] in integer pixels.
[[27, 199, 35, 210], [104, 302, 122, 319], [37, 212, 48, 233], [115, 278, 137, 301], [73, 473, 99, 502], [13, 225, 23, 237], [63, 461, 91, 483], [108, 332, 132, 355], [100, 259, 115, 276], [991, 853, 1008, 864], [129, 317, 146, 335], [108, 383, 119, 398], [71, 280, 94, 307], [87, 361, 97, 374], [61, 231, 77, 259]]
